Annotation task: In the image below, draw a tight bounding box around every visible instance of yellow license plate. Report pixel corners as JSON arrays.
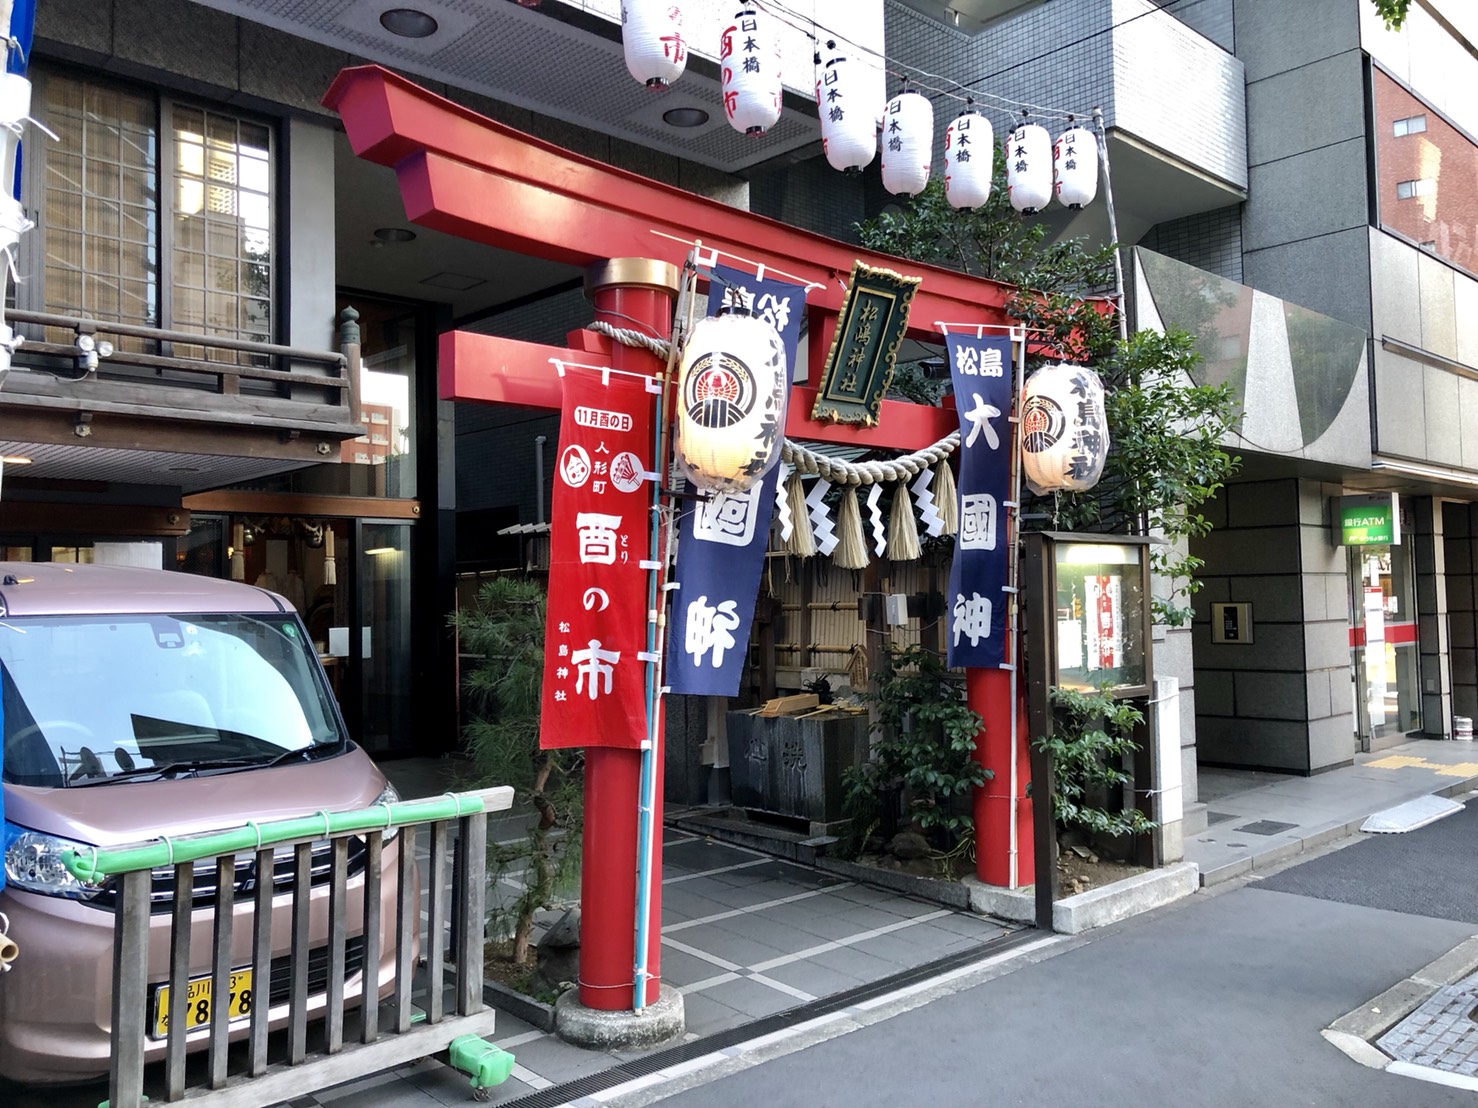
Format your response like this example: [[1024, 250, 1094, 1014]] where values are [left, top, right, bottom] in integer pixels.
[[151, 969, 254, 1039]]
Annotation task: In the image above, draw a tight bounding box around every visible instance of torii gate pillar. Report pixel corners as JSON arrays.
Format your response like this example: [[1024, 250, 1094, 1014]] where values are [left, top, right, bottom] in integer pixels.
[[540, 258, 687, 1047]]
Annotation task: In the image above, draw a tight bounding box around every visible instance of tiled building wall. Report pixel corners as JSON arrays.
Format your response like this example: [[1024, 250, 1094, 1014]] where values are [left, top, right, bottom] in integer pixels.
[[1140, 206, 1244, 282], [1443, 502, 1478, 727], [1192, 479, 1354, 773], [1112, 0, 1246, 190], [1160, 0, 1236, 52], [1235, 0, 1373, 331]]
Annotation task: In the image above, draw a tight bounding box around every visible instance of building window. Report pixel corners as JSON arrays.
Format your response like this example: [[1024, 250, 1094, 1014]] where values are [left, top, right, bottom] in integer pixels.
[[36, 69, 274, 355], [171, 107, 273, 358], [41, 74, 158, 339], [1372, 68, 1477, 275]]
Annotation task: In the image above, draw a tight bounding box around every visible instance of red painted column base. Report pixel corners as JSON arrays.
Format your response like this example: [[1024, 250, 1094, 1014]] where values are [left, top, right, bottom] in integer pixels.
[[968, 667, 1034, 888]]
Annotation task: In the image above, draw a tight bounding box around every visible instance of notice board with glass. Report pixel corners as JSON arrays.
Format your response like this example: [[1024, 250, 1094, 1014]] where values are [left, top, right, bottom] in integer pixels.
[[1048, 538, 1151, 696]]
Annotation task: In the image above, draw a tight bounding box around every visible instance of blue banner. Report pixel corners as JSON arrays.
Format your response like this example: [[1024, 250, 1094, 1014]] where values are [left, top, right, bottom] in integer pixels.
[[665, 266, 805, 696], [945, 333, 1014, 669]]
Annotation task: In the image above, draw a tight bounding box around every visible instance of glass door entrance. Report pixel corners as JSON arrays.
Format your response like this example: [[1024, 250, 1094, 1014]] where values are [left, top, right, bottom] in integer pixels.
[[1349, 541, 1421, 750]]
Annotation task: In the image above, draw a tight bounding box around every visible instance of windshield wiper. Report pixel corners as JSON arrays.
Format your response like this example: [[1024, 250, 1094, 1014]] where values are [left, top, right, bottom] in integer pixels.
[[71, 755, 286, 786]]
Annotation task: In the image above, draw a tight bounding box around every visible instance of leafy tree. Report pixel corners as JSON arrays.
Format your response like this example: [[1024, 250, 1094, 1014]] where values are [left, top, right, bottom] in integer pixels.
[[1034, 686, 1155, 839], [452, 577, 582, 964], [842, 644, 989, 857], [858, 157, 1240, 627], [1372, 0, 1410, 29]]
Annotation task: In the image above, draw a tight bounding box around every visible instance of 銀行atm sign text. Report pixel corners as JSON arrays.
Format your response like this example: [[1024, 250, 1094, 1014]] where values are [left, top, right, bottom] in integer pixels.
[[1339, 493, 1400, 546]]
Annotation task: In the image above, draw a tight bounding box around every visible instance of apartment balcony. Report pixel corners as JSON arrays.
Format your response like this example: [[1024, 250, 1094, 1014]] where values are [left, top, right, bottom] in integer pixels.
[[0, 310, 366, 492]]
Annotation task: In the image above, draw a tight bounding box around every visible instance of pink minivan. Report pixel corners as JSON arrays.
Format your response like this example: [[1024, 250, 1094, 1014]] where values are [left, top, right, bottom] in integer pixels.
[[0, 563, 406, 1084]]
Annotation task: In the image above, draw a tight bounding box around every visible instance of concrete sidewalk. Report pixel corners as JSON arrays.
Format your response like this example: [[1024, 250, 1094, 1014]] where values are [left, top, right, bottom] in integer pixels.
[[1186, 738, 1478, 887]]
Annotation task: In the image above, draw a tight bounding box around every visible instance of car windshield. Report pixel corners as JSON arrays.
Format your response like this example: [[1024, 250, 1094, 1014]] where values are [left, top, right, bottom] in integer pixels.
[[0, 612, 344, 787]]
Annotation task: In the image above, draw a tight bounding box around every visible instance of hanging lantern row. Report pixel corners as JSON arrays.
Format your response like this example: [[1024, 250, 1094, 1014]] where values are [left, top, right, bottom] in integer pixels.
[[619, 3, 1100, 204], [623, 3, 783, 136]]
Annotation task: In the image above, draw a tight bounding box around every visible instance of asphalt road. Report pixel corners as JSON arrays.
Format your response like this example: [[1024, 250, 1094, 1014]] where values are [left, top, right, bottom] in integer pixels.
[[639, 811, 1478, 1108]]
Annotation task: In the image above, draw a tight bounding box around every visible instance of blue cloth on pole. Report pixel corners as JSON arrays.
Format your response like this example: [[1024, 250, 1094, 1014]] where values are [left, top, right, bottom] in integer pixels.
[[665, 265, 805, 696], [945, 333, 1014, 669]]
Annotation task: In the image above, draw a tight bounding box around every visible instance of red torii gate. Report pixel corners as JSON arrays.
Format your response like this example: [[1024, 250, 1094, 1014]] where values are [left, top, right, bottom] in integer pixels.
[[327, 65, 1033, 1025]]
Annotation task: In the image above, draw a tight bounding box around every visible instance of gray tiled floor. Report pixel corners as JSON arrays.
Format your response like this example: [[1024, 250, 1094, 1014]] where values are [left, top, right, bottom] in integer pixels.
[[258, 821, 1017, 1106]]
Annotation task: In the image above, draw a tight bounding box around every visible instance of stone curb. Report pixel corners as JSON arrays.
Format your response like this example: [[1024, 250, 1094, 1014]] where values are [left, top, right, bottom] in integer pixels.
[[963, 861, 1201, 933], [1323, 934, 1478, 1070], [1198, 775, 1478, 889], [483, 978, 557, 1034], [812, 855, 972, 910]]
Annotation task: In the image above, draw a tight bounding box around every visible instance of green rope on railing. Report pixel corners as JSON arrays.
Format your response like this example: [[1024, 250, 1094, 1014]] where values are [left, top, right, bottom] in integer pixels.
[[62, 786, 514, 883]]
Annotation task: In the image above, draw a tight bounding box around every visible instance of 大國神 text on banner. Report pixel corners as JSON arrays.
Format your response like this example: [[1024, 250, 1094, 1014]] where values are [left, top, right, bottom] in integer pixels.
[[666, 265, 805, 696], [540, 368, 655, 749], [945, 332, 1014, 669]]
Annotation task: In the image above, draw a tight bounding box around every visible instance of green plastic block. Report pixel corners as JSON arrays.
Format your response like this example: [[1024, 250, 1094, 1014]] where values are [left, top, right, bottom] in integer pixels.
[[448, 1033, 515, 1089]]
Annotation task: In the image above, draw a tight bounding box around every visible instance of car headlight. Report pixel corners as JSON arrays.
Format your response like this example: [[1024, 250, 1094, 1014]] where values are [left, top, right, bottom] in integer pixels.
[[374, 782, 401, 842], [4, 824, 105, 900]]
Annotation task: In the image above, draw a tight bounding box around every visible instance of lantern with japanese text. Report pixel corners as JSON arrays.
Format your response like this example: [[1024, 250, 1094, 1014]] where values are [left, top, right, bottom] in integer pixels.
[[815, 41, 877, 173], [721, 7, 781, 136], [676, 305, 788, 494], [1004, 119, 1052, 214], [1020, 363, 1110, 494], [622, 0, 687, 89], [881, 89, 933, 198], [944, 109, 993, 211], [1054, 122, 1098, 209]]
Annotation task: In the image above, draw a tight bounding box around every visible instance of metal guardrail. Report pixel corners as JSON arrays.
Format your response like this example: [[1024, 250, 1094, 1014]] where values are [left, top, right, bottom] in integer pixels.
[[77, 786, 514, 1107]]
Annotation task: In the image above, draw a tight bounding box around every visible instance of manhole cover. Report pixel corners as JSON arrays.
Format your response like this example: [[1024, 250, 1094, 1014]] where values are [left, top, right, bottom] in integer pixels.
[[1233, 820, 1298, 836], [1379, 980, 1478, 1076]]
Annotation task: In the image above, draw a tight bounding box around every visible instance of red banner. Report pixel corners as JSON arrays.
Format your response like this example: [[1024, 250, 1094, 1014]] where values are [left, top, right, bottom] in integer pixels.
[[540, 369, 656, 750]]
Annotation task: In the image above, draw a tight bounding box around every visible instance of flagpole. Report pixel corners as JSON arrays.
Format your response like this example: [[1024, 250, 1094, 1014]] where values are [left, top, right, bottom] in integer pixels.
[[631, 251, 695, 1012]]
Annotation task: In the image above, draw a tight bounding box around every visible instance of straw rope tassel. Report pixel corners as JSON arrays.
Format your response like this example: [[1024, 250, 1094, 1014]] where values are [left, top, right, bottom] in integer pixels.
[[833, 486, 869, 570], [933, 461, 959, 536], [784, 468, 816, 557], [888, 482, 922, 561]]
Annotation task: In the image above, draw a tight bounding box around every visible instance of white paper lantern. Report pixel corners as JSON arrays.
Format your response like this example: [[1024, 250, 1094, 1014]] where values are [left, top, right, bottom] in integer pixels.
[[1021, 363, 1110, 494], [1004, 121, 1052, 214], [721, 7, 781, 136], [943, 109, 992, 211], [881, 90, 933, 198], [622, 0, 687, 89], [1054, 123, 1098, 209], [676, 308, 789, 494], [815, 42, 877, 173]]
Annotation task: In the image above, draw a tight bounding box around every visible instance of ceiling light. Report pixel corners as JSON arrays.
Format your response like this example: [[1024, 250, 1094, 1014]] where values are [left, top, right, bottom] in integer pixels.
[[663, 107, 710, 128], [373, 226, 417, 243], [0, 455, 31, 464], [379, 8, 439, 37]]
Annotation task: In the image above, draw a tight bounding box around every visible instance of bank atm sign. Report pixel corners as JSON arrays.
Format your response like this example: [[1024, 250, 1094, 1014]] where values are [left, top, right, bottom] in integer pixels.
[[1340, 494, 1400, 546]]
